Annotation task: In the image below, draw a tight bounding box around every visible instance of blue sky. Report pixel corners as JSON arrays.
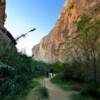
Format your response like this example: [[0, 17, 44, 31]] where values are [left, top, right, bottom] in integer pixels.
[[5, 0, 64, 55]]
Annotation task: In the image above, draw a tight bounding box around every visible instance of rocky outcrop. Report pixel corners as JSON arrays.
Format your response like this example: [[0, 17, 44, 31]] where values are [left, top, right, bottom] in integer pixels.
[[0, 0, 6, 25], [0, 0, 16, 47], [32, 0, 100, 63], [0, 25, 16, 47]]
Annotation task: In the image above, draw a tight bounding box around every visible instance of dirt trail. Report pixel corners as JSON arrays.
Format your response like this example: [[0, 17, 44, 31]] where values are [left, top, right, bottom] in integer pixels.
[[39, 78, 74, 100], [24, 78, 75, 100]]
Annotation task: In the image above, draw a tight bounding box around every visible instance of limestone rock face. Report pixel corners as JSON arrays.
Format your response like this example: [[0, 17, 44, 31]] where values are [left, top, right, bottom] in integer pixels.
[[32, 0, 100, 63], [0, 0, 6, 25]]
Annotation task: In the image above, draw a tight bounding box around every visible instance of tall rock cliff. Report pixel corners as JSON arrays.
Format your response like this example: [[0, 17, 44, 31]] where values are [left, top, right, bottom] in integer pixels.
[[32, 0, 100, 63], [0, 0, 6, 25], [0, 0, 16, 47]]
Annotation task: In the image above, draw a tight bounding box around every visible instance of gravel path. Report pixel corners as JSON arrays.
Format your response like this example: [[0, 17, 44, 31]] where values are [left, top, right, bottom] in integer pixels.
[[24, 78, 75, 100], [39, 78, 73, 100]]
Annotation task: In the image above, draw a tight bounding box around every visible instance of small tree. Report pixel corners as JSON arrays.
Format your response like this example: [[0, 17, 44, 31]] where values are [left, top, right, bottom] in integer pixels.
[[76, 15, 100, 85]]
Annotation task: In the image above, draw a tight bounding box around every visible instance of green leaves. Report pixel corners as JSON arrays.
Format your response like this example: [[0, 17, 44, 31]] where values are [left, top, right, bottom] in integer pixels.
[[76, 15, 91, 33], [0, 45, 34, 99], [76, 15, 100, 85]]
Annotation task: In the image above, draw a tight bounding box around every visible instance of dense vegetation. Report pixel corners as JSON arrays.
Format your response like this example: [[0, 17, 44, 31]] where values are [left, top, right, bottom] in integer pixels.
[[51, 15, 100, 100], [0, 42, 49, 100]]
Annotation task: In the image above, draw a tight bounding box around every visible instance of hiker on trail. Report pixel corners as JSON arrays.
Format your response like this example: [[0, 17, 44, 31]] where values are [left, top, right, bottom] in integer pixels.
[[49, 72, 53, 78], [46, 70, 49, 78], [46, 69, 54, 78]]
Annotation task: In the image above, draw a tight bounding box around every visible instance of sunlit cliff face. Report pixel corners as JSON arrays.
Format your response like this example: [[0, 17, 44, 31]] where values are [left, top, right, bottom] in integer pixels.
[[0, 0, 6, 25], [32, 0, 100, 63]]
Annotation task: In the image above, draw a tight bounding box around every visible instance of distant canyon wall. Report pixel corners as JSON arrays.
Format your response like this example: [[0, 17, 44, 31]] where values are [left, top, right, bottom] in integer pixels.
[[32, 0, 100, 63]]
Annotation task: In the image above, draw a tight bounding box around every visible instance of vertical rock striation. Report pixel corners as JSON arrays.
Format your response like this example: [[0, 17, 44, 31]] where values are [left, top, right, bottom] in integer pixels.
[[32, 0, 100, 63]]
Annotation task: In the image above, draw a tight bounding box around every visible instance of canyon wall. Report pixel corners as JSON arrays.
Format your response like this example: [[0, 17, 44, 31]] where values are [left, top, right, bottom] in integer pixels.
[[0, 0, 6, 25], [0, 0, 16, 47], [32, 0, 100, 63]]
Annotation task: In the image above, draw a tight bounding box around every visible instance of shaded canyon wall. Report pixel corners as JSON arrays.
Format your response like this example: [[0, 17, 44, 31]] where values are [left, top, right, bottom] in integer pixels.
[[0, 0, 16, 47], [0, 0, 6, 26]]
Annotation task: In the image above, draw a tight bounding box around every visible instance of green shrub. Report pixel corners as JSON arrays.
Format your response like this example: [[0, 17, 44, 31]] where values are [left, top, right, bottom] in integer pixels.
[[37, 86, 49, 98], [32, 61, 51, 77], [61, 61, 85, 82], [50, 62, 63, 73], [71, 94, 94, 100], [0, 62, 15, 95], [0, 44, 35, 99], [0, 43, 51, 100], [80, 86, 100, 99]]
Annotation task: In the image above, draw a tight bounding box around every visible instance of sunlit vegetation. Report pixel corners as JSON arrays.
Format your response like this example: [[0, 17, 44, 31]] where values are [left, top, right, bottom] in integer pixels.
[[51, 15, 100, 100]]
